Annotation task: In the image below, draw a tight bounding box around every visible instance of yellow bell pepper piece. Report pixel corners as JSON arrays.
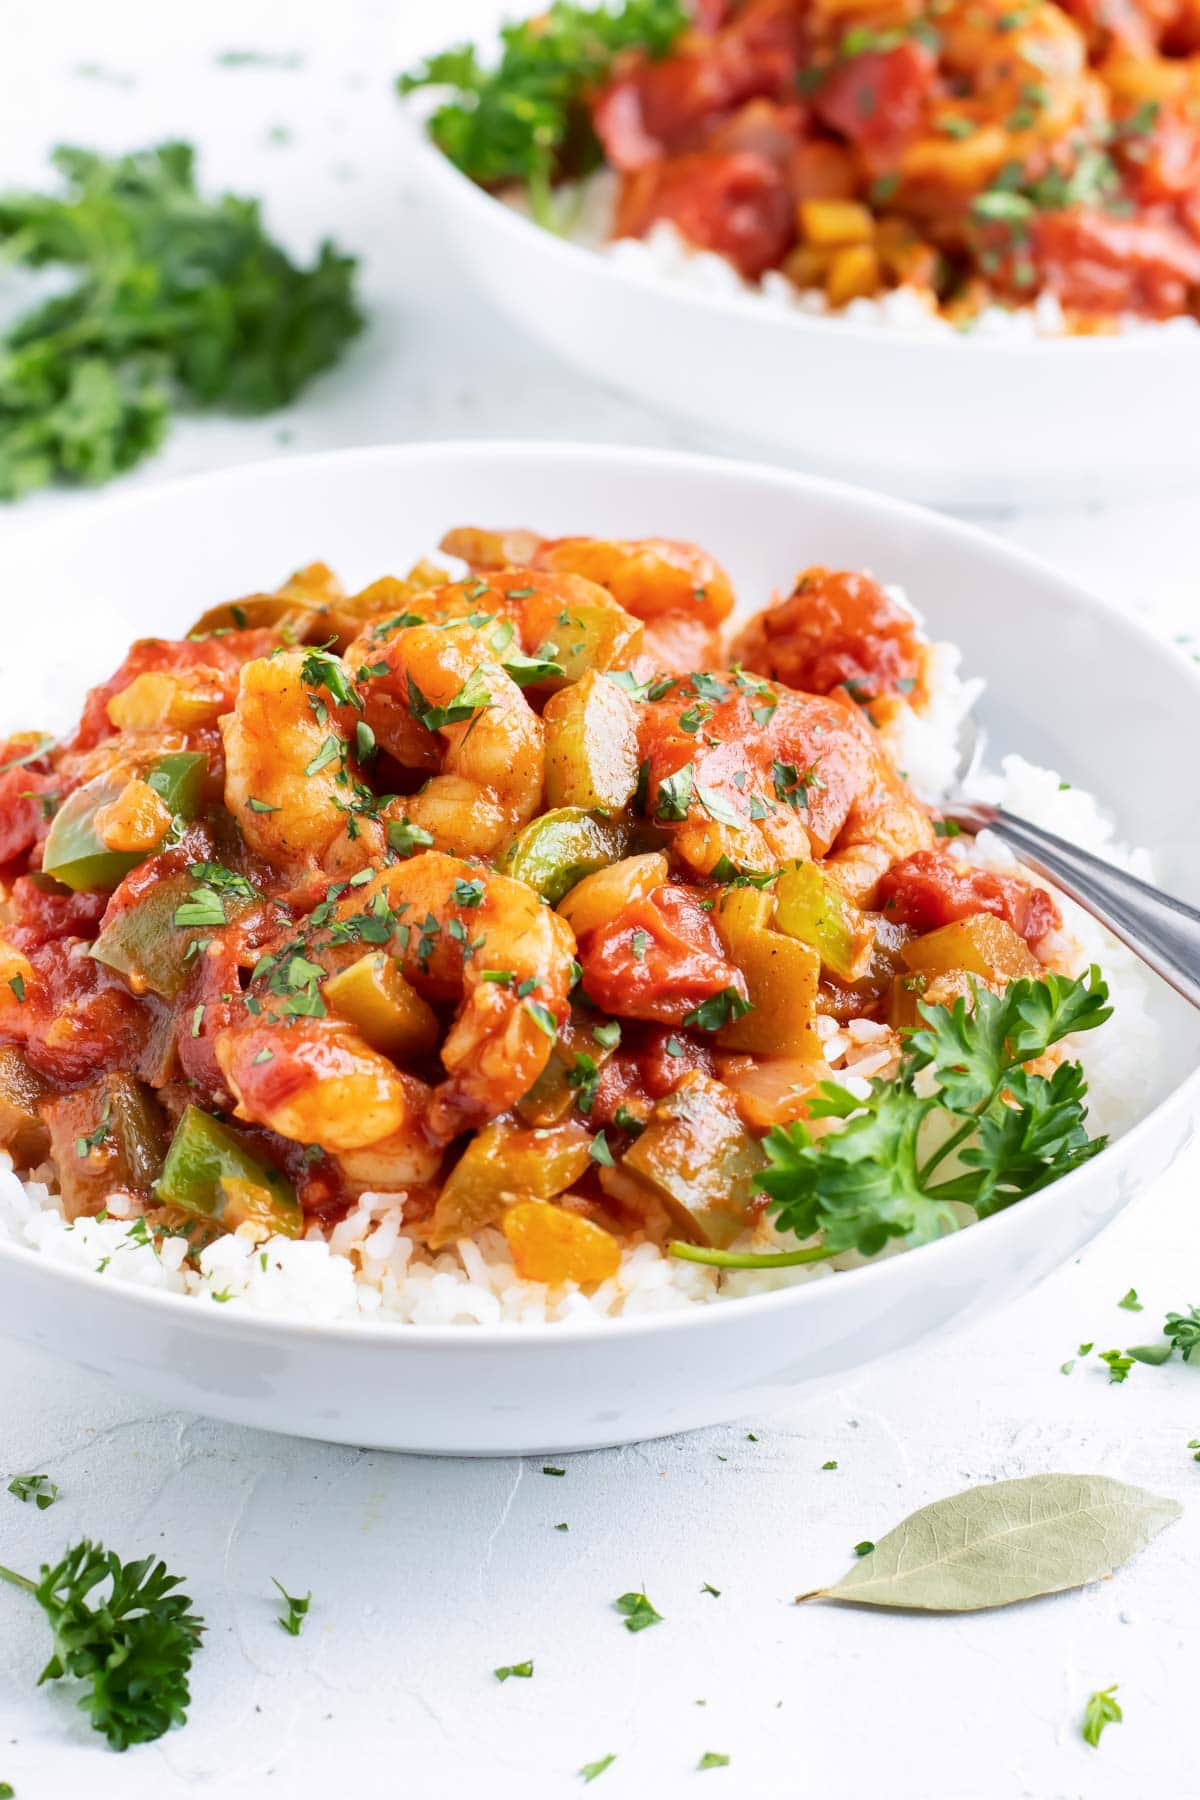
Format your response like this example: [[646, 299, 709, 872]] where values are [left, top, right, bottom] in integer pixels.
[[428, 1115, 593, 1249], [799, 199, 875, 246], [322, 953, 439, 1059], [502, 1201, 620, 1286], [774, 860, 874, 982], [712, 886, 820, 1056]]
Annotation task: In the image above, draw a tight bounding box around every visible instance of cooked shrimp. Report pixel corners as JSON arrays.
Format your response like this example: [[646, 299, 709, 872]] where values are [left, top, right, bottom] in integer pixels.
[[441, 527, 737, 673], [218, 851, 575, 1145], [333, 853, 577, 1137], [350, 568, 644, 682], [346, 621, 544, 858], [221, 651, 357, 869], [215, 1017, 416, 1153], [638, 674, 931, 899], [901, 0, 1091, 198]]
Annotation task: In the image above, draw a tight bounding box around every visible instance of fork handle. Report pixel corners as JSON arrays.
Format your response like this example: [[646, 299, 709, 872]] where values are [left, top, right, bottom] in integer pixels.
[[947, 801, 1200, 1010]]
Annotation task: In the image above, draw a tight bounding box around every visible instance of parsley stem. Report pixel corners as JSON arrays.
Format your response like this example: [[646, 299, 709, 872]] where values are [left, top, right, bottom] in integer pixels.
[[0, 1562, 37, 1596], [668, 1242, 835, 1269], [917, 1107, 991, 1186]]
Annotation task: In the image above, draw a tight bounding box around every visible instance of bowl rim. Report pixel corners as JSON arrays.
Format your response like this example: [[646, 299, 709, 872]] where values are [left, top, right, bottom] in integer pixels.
[[402, 95, 1200, 364], [1, 434, 1197, 1352]]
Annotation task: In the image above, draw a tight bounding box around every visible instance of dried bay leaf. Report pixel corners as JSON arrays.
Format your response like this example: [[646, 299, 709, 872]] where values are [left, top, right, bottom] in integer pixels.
[[797, 1474, 1180, 1612]]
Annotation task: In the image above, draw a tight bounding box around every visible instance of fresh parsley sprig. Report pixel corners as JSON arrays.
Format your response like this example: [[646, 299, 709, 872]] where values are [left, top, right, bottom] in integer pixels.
[[399, 0, 688, 226], [0, 1539, 204, 1751], [0, 143, 361, 500], [748, 968, 1111, 1260]]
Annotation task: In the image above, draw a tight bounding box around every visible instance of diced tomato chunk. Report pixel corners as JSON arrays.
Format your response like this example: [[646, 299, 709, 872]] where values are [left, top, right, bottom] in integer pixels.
[[878, 850, 1062, 949], [616, 149, 794, 277], [746, 567, 924, 701], [814, 42, 935, 166], [594, 0, 806, 170], [1028, 208, 1200, 318], [7, 876, 107, 951], [73, 629, 280, 750], [578, 885, 747, 1024]]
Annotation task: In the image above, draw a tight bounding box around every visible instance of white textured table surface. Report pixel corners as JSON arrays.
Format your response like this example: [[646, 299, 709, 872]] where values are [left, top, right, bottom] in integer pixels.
[[2, 5, 1200, 1797]]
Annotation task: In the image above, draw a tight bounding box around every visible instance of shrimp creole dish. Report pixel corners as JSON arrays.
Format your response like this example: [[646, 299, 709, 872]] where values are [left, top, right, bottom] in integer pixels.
[[0, 528, 1151, 1325]]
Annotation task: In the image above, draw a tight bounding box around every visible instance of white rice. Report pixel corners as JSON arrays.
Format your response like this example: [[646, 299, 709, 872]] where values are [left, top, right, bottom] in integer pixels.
[[508, 171, 1200, 342], [0, 622, 1167, 1326]]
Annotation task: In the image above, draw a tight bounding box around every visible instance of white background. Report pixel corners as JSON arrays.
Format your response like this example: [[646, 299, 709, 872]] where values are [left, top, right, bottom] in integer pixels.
[[2, 4, 1199, 1796]]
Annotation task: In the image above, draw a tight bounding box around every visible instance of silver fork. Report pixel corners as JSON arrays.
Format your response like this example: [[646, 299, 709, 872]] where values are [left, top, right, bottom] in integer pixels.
[[945, 722, 1200, 1009]]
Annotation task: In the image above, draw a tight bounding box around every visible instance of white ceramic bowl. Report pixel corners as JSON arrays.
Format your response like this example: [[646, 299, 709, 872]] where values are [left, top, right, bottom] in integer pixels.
[[0, 440, 1197, 1454], [398, 38, 1200, 508]]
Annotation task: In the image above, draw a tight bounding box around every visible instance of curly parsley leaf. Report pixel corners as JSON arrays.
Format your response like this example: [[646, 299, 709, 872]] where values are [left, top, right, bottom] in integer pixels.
[[0, 143, 361, 501], [755, 968, 1110, 1260], [400, 0, 687, 225], [0, 1538, 204, 1750]]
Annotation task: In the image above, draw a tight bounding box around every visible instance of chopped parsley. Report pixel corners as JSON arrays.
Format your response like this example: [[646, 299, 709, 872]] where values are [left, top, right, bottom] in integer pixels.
[[681, 987, 752, 1033], [1082, 1684, 1122, 1749], [7, 1473, 58, 1510], [407, 666, 491, 733], [854, 1541, 875, 1558], [386, 817, 435, 858], [494, 1659, 534, 1681], [7, 975, 25, 1003], [614, 1590, 662, 1633], [579, 1753, 617, 1783], [698, 1753, 730, 1771], [272, 1578, 310, 1637], [656, 762, 694, 821], [1117, 1288, 1143, 1312]]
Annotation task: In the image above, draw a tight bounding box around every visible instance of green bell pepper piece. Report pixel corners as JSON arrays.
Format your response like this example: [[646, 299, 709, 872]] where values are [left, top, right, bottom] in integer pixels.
[[145, 750, 207, 818], [155, 1105, 302, 1238], [42, 751, 207, 893], [500, 808, 629, 905]]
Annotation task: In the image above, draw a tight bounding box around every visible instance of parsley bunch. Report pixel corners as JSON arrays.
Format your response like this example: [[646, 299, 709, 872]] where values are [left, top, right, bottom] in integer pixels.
[[0, 143, 362, 500], [0, 1539, 204, 1751], [399, 0, 688, 225], [756, 968, 1111, 1258]]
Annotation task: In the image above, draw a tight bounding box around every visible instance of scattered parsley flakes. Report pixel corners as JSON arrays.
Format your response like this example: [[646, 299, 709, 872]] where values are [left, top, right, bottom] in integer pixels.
[[854, 1541, 874, 1558], [630, 928, 649, 962], [1082, 1684, 1122, 1748], [579, 1753, 617, 1783], [700, 1582, 720, 1598], [542, 1465, 566, 1477], [7, 975, 25, 1003], [821, 1460, 838, 1471], [698, 1752, 730, 1771], [272, 1578, 310, 1637], [385, 817, 435, 858], [1098, 1349, 1134, 1384], [8, 1473, 58, 1510], [1118, 1288, 1143, 1312], [656, 761, 695, 821], [681, 987, 751, 1033], [589, 1130, 615, 1167], [524, 999, 558, 1041], [494, 1659, 534, 1681], [614, 1590, 662, 1633]]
